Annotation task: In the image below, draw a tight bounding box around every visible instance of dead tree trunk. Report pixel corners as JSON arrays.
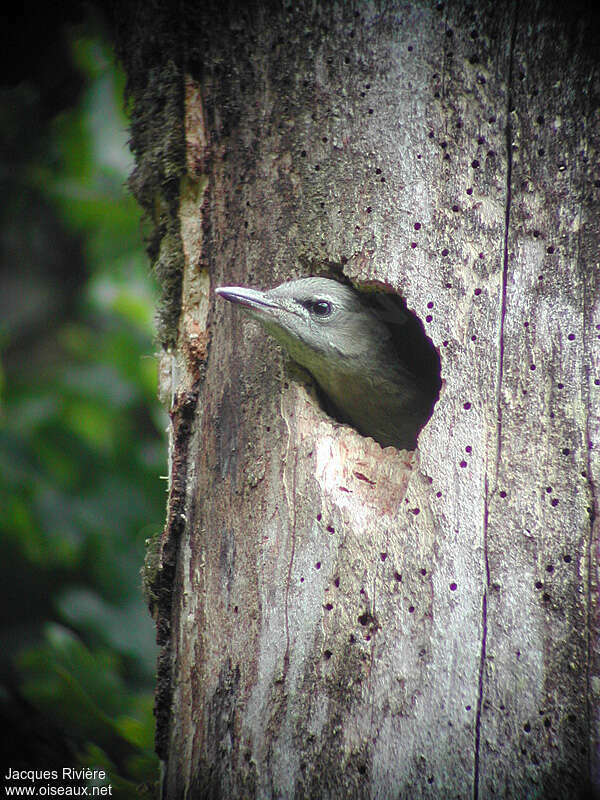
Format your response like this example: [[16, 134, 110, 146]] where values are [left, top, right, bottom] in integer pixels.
[[115, 0, 600, 797]]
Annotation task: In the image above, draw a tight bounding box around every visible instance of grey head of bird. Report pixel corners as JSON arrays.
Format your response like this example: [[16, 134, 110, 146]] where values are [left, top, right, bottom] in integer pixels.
[[215, 277, 434, 450]]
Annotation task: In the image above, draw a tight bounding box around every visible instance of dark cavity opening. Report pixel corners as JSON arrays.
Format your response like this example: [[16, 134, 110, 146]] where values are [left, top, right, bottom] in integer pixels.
[[360, 286, 441, 445], [314, 274, 441, 450], [371, 291, 440, 389]]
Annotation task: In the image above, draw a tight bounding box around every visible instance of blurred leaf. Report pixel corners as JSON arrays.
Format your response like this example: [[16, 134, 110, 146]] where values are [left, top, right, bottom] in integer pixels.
[[80, 742, 158, 799], [58, 588, 156, 673], [0, 12, 162, 788], [19, 624, 126, 738], [18, 624, 158, 787]]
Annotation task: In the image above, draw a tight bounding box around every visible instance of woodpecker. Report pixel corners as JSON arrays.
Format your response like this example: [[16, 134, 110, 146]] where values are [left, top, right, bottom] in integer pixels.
[[216, 277, 436, 450]]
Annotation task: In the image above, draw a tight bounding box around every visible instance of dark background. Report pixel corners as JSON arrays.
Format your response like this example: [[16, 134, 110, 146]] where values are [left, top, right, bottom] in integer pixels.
[[1, 4, 163, 794]]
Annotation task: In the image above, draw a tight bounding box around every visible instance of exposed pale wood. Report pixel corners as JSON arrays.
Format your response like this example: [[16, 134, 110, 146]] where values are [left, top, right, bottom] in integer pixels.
[[117, 0, 600, 796]]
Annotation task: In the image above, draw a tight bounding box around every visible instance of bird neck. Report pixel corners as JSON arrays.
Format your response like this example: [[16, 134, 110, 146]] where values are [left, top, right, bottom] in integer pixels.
[[308, 358, 426, 450]]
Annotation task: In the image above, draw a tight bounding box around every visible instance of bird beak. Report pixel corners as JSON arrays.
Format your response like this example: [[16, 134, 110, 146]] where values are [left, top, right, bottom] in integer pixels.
[[215, 286, 280, 316]]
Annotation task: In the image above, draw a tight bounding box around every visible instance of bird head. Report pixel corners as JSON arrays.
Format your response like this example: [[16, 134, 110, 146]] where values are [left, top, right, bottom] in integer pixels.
[[215, 277, 395, 376]]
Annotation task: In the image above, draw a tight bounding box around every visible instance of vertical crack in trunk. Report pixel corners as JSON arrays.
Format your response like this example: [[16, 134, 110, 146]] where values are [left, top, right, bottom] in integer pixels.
[[580, 66, 598, 789], [583, 232, 597, 794], [473, 475, 491, 800], [474, 4, 518, 797]]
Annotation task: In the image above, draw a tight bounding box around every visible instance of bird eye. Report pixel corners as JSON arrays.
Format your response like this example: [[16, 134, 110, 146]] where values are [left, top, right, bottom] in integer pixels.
[[310, 300, 332, 317]]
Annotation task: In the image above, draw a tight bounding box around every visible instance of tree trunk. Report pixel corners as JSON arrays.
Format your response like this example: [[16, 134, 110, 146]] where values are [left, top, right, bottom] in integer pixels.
[[115, 0, 600, 797]]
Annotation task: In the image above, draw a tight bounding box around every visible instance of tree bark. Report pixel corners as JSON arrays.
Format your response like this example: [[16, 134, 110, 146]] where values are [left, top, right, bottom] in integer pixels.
[[116, 0, 600, 797]]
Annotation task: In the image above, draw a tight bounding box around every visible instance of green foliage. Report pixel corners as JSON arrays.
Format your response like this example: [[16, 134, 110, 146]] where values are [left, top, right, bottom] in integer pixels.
[[0, 22, 163, 793], [18, 625, 157, 796]]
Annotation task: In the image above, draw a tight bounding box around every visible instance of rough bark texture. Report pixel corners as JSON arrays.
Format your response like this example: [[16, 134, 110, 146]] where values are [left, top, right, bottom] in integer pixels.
[[115, 0, 600, 797]]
